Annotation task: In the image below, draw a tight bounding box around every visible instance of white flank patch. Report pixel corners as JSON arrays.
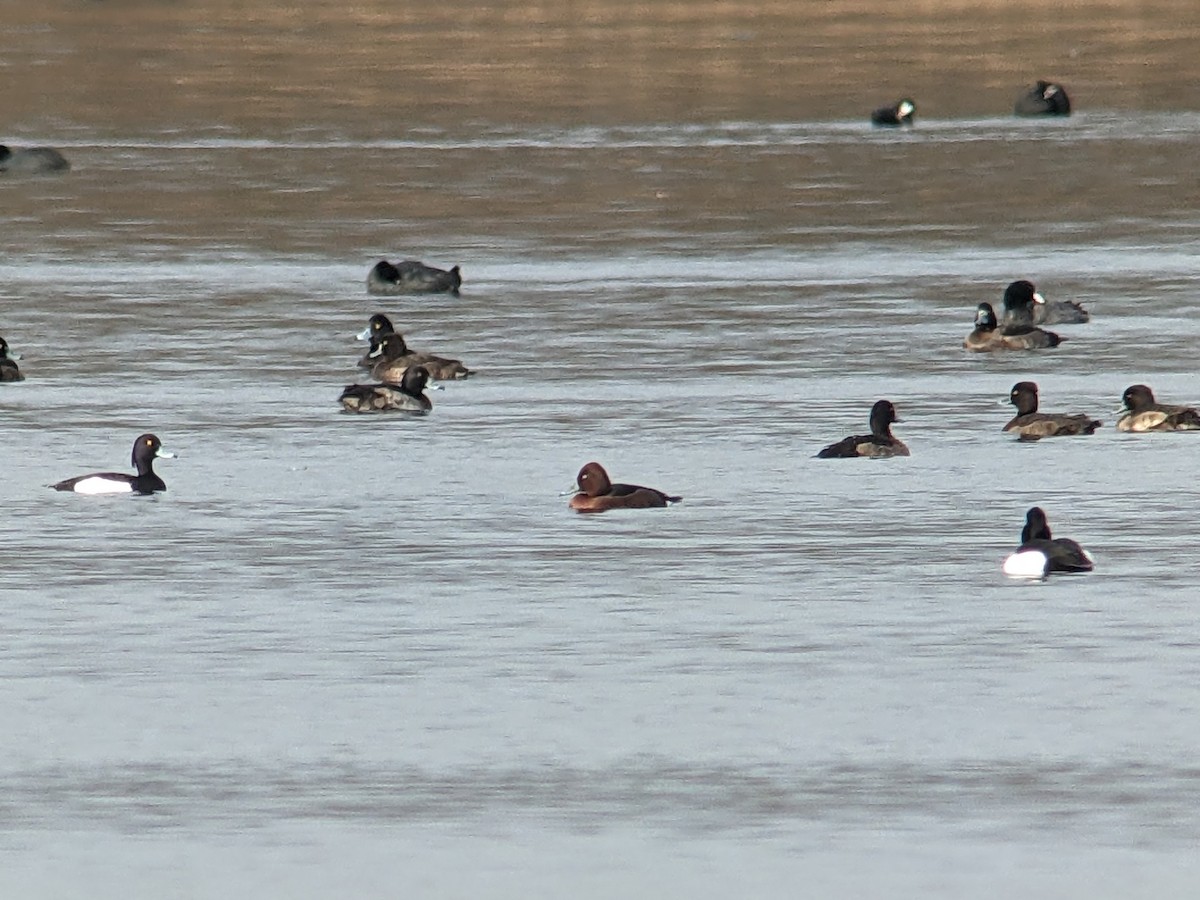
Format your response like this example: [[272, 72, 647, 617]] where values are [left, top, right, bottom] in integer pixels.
[[72, 477, 134, 495], [1003, 550, 1048, 579]]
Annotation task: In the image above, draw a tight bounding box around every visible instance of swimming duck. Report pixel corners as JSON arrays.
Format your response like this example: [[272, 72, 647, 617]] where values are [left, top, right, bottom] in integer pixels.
[[1003, 382, 1101, 440], [1000, 280, 1089, 326], [355, 312, 398, 369], [568, 462, 681, 512], [1002, 507, 1093, 577], [338, 365, 439, 414], [367, 259, 462, 296], [1014, 81, 1071, 117], [816, 399, 910, 458], [964, 303, 1062, 351], [51, 433, 175, 495], [368, 332, 472, 382], [870, 98, 916, 127], [0, 145, 70, 175], [1116, 384, 1200, 432], [0, 336, 23, 382]]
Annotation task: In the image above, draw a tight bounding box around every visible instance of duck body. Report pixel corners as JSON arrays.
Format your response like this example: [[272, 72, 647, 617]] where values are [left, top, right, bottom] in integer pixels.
[[1003, 507, 1093, 577], [369, 332, 471, 382], [964, 303, 1062, 351], [817, 399, 910, 458], [1116, 384, 1200, 432], [52, 434, 175, 495], [870, 98, 916, 127], [367, 259, 462, 295], [339, 365, 436, 414], [0, 337, 23, 382], [1014, 81, 1071, 117], [0, 145, 70, 175], [1003, 381, 1101, 440], [568, 462, 681, 512], [1000, 279, 1088, 326]]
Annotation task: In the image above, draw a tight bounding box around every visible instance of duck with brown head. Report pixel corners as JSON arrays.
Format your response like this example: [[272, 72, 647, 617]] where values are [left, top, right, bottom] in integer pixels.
[[1003, 382, 1101, 440], [1117, 385, 1200, 432], [816, 400, 910, 458], [568, 462, 681, 512]]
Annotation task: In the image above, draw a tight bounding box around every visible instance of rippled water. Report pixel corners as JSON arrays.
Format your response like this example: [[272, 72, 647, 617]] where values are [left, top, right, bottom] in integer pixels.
[[4, 2, 1200, 898]]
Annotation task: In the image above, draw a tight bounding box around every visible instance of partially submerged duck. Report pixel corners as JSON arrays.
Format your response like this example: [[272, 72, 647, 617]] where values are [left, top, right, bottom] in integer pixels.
[[367, 259, 462, 295], [816, 399, 910, 458], [1116, 384, 1200, 432], [567, 462, 681, 512], [338, 365, 438, 414], [1014, 81, 1071, 117], [1003, 381, 1101, 440], [964, 302, 1062, 351], [52, 433, 175, 495], [870, 98, 916, 127], [1002, 507, 1093, 578]]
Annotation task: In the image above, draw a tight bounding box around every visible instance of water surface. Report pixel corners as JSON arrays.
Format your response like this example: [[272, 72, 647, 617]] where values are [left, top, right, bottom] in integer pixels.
[[4, 2, 1200, 897]]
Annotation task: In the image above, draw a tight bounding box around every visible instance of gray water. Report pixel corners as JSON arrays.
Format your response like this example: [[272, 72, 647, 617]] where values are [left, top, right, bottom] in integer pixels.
[[5, 3, 1200, 897]]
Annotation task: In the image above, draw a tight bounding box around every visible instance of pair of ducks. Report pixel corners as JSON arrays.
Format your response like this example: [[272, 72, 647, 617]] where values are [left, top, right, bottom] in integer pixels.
[[1006, 382, 1200, 438], [964, 280, 1089, 351], [570, 466, 1090, 581], [871, 81, 1071, 127], [338, 313, 472, 414]]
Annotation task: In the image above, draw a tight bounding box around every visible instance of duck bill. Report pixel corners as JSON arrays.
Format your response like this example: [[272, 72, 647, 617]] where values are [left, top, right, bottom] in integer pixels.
[[156, 448, 178, 459], [1032, 292, 1046, 305], [356, 327, 371, 341]]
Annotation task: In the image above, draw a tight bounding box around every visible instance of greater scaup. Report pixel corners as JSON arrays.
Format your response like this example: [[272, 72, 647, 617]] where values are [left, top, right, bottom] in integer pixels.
[[1014, 81, 1071, 117], [1003, 381, 1101, 440], [368, 332, 472, 382], [0, 145, 70, 175], [568, 462, 681, 512], [367, 259, 462, 296], [0, 336, 23, 382], [816, 399, 910, 458], [1000, 279, 1089, 326], [51, 433, 175, 495], [870, 98, 916, 127], [1116, 384, 1200, 432], [964, 302, 1062, 351], [355, 312, 397, 369], [1002, 507, 1093, 577], [338, 365, 439, 414]]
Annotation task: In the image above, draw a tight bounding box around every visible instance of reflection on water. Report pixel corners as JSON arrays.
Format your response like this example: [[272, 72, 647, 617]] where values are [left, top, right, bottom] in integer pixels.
[[4, 2, 1200, 898]]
